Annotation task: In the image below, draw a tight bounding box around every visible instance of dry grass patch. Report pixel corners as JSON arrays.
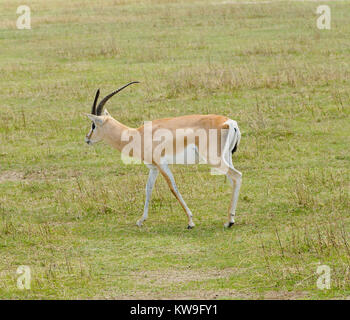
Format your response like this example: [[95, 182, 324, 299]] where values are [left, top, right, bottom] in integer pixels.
[[131, 268, 239, 286]]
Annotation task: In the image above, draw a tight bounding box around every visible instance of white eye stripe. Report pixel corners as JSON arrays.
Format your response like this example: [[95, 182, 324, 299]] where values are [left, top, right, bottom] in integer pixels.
[[87, 128, 93, 139]]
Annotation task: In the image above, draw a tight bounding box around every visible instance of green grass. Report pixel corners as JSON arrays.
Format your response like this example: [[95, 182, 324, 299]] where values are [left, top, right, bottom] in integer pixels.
[[0, 0, 350, 299]]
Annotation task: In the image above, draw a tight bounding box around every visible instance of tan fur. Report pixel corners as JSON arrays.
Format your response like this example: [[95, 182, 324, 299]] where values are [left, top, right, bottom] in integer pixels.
[[95, 114, 229, 165]]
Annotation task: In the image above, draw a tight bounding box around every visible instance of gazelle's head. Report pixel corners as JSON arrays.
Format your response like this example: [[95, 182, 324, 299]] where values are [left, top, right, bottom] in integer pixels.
[[85, 82, 139, 145]]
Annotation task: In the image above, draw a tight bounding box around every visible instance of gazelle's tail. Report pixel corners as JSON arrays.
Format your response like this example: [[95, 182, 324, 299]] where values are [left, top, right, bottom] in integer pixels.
[[224, 119, 241, 155], [221, 119, 241, 169], [211, 119, 240, 175], [231, 121, 241, 155]]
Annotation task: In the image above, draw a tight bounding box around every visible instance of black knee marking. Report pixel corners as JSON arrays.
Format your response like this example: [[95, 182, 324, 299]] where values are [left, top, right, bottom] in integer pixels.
[[228, 222, 234, 228], [187, 225, 194, 230]]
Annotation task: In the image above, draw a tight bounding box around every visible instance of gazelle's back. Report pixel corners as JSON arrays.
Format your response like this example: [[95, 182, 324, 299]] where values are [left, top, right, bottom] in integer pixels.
[[138, 114, 229, 133]]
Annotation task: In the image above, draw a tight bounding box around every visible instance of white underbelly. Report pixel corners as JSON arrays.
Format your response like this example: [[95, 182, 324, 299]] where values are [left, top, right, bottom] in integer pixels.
[[161, 144, 206, 165]]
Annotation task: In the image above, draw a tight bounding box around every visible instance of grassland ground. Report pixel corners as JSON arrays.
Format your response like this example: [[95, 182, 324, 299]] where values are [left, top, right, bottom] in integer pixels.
[[0, 0, 349, 299]]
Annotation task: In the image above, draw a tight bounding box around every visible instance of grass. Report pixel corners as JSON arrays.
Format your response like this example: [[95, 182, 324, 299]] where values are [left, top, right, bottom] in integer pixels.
[[0, 0, 349, 299]]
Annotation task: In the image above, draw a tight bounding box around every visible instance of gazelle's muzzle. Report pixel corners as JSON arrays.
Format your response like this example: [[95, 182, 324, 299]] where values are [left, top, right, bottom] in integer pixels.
[[85, 137, 92, 145], [85, 125, 94, 144]]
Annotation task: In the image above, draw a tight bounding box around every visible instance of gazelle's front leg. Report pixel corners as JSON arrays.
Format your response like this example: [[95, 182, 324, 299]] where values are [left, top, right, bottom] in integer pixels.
[[136, 165, 158, 227], [156, 163, 195, 229]]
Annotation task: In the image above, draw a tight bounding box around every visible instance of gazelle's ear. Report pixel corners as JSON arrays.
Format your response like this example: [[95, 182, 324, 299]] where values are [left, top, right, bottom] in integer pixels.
[[86, 114, 104, 126], [104, 108, 110, 116]]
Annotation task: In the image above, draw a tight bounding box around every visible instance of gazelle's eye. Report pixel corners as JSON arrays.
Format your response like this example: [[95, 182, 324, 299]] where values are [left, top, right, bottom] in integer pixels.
[[92, 123, 96, 130]]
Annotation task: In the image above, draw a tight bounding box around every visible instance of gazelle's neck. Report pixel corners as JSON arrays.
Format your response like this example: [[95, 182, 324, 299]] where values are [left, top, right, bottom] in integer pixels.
[[103, 117, 135, 152]]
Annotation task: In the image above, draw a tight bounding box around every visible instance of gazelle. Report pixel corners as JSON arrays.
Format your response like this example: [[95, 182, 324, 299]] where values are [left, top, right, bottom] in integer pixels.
[[85, 82, 242, 229]]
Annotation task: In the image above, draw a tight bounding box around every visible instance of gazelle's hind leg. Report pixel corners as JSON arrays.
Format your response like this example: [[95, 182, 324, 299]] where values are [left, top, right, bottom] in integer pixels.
[[156, 163, 195, 229], [137, 164, 158, 227], [224, 166, 242, 227], [212, 157, 242, 228], [222, 123, 242, 227]]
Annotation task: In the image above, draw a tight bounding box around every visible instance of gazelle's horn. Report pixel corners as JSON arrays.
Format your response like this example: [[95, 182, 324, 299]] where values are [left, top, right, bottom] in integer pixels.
[[91, 89, 100, 115], [96, 82, 139, 116]]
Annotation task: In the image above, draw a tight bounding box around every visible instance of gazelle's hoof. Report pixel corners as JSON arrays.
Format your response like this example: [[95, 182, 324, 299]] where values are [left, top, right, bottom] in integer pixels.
[[224, 222, 234, 228], [187, 221, 195, 229], [136, 220, 143, 227]]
